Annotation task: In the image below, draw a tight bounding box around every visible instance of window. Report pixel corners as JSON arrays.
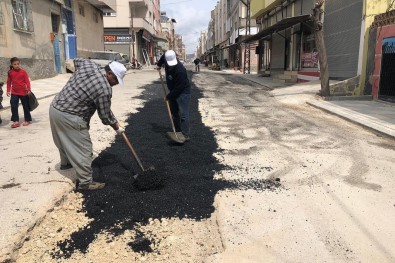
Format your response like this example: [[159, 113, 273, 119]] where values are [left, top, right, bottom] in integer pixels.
[[64, 0, 72, 8], [0, 0, 4, 25], [93, 11, 98, 23], [12, 0, 33, 32], [78, 4, 84, 16], [103, 12, 116, 17]]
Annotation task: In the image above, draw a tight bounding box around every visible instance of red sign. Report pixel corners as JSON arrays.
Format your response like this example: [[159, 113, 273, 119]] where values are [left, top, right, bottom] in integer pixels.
[[104, 35, 134, 44], [301, 52, 318, 68]]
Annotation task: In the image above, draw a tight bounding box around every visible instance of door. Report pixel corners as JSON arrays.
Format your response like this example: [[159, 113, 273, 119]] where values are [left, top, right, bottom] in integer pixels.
[[379, 37, 395, 102], [62, 7, 77, 59], [51, 13, 61, 73]]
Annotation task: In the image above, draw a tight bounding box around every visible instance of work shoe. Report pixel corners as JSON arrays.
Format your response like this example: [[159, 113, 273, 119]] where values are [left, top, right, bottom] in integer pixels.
[[22, 121, 30, 126], [78, 181, 106, 191], [0, 118, 2, 125], [11, 122, 20, 128], [60, 163, 73, 170]]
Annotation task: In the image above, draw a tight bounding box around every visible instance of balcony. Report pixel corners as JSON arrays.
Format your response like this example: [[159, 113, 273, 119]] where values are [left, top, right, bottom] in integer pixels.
[[86, 0, 116, 12], [129, 0, 150, 7], [130, 18, 154, 35]]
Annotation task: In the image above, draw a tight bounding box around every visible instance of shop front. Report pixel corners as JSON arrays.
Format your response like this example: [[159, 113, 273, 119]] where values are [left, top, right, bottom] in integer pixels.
[[137, 29, 154, 65], [104, 28, 134, 58], [244, 14, 320, 82]]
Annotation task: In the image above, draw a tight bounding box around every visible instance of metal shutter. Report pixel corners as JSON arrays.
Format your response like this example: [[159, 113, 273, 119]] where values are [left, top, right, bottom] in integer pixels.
[[324, 0, 363, 79], [271, 34, 285, 69]]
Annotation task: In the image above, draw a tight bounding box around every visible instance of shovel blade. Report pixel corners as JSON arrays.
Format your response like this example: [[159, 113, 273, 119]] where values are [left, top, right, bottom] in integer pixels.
[[166, 132, 186, 144]]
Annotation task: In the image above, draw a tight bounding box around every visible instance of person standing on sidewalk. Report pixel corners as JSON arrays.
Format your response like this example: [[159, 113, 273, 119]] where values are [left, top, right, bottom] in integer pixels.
[[49, 58, 126, 191], [6, 57, 32, 128], [0, 81, 3, 124], [156, 50, 191, 141]]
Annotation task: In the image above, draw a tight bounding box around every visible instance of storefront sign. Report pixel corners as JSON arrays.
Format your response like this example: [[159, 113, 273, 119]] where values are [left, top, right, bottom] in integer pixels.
[[142, 30, 152, 42], [301, 52, 318, 68], [104, 34, 134, 44]]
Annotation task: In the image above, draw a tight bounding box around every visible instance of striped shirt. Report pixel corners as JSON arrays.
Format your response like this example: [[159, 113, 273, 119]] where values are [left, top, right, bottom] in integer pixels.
[[51, 58, 117, 125]]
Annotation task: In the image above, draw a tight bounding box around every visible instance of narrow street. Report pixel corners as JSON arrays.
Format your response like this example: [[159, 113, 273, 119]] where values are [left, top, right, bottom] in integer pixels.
[[4, 67, 395, 262]]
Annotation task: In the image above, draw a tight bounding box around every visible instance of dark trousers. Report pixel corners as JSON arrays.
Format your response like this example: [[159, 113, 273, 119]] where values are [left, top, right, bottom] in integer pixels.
[[169, 93, 191, 136], [0, 88, 3, 109], [10, 94, 32, 122]]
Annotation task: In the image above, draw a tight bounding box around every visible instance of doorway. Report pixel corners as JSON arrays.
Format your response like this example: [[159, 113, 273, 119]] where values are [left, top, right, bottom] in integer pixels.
[[379, 37, 395, 102]]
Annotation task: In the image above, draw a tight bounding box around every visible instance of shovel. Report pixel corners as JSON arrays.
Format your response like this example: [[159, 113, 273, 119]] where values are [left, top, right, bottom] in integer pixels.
[[158, 69, 186, 144], [120, 133, 164, 190]]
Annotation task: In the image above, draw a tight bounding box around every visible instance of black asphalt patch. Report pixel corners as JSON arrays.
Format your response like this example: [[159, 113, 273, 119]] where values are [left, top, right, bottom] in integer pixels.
[[52, 71, 282, 258]]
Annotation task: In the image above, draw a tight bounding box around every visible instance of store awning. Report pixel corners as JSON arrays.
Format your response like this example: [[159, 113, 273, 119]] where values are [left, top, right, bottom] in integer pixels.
[[153, 35, 168, 43], [244, 14, 312, 43], [221, 43, 238, 50]]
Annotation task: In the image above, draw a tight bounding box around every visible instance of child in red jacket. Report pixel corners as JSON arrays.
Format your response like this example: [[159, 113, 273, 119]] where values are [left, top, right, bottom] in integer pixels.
[[7, 57, 32, 128], [0, 81, 3, 124]]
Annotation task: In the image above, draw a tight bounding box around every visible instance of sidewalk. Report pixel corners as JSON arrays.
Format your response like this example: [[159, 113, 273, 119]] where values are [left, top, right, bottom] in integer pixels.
[[0, 74, 71, 110], [227, 70, 395, 139]]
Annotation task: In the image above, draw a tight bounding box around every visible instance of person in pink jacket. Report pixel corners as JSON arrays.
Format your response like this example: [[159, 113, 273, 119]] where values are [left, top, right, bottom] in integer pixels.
[[6, 57, 32, 128]]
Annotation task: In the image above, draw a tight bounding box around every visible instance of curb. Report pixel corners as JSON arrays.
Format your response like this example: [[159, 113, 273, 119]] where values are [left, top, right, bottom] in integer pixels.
[[307, 100, 395, 139], [239, 76, 274, 90], [323, 95, 373, 101]]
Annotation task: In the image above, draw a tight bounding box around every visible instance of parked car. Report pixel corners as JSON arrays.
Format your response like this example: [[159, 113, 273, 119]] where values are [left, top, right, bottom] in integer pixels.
[[90, 51, 129, 69], [65, 51, 130, 72]]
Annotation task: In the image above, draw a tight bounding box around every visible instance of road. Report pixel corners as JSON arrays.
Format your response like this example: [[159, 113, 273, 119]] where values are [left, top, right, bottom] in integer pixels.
[[2, 66, 394, 262]]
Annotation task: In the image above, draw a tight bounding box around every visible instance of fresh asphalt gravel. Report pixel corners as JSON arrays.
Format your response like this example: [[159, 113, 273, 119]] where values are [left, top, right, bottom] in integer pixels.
[[53, 71, 282, 258]]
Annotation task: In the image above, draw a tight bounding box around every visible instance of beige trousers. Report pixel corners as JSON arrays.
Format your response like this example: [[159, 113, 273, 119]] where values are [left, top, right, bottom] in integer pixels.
[[49, 106, 93, 186]]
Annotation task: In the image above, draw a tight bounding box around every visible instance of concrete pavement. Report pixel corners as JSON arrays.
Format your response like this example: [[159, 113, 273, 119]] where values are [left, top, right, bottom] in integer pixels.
[[3, 69, 394, 140], [0, 74, 71, 110], [227, 69, 395, 139]]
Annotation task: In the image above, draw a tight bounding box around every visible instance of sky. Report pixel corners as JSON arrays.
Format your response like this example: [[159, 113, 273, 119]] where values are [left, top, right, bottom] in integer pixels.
[[160, 0, 218, 54]]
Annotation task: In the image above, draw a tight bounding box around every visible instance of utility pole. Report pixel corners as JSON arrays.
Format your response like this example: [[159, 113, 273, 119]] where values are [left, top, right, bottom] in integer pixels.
[[240, 0, 251, 74], [130, 8, 135, 58], [313, 0, 330, 96]]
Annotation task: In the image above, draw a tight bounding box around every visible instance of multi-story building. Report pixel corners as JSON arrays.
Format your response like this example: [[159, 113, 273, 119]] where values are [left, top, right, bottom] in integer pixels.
[[103, 0, 165, 65], [175, 34, 183, 56], [361, 0, 395, 101], [248, 0, 395, 101], [204, 0, 257, 71], [206, 13, 215, 53], [195, 31, 207, 59], [248, 0, 316, 82], [158, 12, 176, 55], [0, 0, 114, 79]]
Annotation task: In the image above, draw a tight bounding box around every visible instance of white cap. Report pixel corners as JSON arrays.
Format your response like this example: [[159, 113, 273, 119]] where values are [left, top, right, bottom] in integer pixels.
[[109, 61, 126, 85], [165, 50, 178, 66]]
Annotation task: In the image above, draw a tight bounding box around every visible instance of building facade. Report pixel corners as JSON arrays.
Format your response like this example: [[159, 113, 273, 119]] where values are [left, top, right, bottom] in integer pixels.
[[201, 0, 258, 72], [364, 2, 395, 101], [0, 0, 113, 80], [249, 0, 318, 82], [103, 0, 165, 65]]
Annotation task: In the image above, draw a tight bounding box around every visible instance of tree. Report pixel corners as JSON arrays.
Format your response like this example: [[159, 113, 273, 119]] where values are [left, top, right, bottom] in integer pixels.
[[313, 0, 330, 97]]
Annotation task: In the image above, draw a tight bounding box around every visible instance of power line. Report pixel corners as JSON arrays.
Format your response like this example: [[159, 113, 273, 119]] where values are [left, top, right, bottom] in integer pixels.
[[161, 0, 193, 5]]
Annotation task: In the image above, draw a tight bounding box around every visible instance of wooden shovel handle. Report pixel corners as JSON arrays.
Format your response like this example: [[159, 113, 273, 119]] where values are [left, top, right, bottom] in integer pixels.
[[121, 133, 145, 172], [158, 69, 177, 134]]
